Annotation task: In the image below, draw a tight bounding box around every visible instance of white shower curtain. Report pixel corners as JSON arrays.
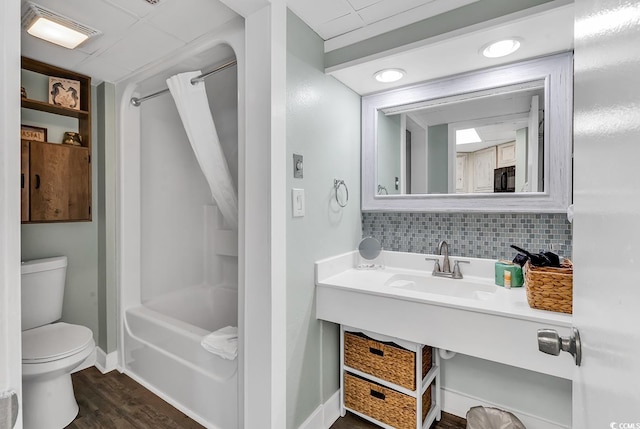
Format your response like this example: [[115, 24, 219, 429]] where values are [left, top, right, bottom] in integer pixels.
[[167, 71, 238, 229]]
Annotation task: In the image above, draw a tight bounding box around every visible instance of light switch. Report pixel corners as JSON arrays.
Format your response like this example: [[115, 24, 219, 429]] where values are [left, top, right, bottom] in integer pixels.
[[293, 154, 303, 178], [292, 188, 305, 217]]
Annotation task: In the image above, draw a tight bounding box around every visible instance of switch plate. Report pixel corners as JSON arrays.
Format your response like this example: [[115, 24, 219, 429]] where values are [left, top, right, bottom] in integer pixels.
[[293, 154, 303, 178], [292, 188, 305, 217]]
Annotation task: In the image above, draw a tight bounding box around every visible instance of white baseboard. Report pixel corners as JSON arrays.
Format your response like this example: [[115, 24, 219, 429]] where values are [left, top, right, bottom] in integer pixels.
[[94, 347, 118, 374], [442, 387, 570, 429], [298, 390, 341, 429]]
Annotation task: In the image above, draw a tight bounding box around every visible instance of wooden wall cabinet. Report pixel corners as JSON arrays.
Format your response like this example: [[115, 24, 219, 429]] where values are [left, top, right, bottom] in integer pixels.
[[21, 57, 92, 223]]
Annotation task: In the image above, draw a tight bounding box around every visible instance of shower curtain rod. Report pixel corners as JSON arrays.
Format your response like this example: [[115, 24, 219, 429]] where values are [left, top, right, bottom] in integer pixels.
[[130, 59, 237, 107]]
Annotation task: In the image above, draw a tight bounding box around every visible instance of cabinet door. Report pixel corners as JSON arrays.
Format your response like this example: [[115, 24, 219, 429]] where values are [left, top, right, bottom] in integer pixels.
[[472, 146, 496, 193], [21, 140, 30, 222], [497, 142, 517, 167], [29, 141, 90, 221]]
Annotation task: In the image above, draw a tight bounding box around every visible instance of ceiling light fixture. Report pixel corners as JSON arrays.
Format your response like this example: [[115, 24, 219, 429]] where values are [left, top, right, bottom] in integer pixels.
[[22, 2, 101, 49], [481, 38, 521, 58], [374, 69, 406, 83], [456, 128, 482, 145]]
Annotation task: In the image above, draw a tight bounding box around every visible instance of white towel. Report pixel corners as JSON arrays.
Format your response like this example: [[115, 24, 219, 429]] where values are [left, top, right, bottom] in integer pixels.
[[201, 326, 238, 360]]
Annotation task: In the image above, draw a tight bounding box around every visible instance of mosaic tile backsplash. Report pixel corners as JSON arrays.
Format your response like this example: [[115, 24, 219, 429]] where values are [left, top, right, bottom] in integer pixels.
[[362, 212, 572, 261]]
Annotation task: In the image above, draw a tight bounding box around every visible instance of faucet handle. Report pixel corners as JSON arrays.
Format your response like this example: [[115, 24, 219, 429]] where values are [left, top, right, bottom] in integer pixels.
[[452, 260, 470, 279], [425, 257, 441, 274]]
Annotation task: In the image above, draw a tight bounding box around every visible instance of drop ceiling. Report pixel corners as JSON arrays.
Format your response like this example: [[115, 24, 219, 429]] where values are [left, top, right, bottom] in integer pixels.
[[328, 3, 575, 94], [20, 0, 239, 84], [20, 0, 574, 91]]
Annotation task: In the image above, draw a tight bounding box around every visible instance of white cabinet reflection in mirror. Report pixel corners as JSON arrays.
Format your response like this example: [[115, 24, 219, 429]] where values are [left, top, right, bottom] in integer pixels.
[[363, 53, 573, 212], [378, 82, 544, 195]]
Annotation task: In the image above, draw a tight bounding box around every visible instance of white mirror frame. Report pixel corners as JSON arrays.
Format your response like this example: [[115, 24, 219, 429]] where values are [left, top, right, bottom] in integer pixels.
[[362, 52, 573, 213]]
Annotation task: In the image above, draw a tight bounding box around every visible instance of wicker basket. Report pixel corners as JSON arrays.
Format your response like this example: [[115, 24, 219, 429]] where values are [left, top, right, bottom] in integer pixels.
[[524, 259, 573, 314], [344, 372, 432, 429], [344, 331, 432, 390]]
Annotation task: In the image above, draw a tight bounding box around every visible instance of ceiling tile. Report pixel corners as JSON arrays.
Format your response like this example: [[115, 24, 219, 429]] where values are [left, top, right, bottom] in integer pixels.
[[23, 0, 137, 31], [74, 56, 134, 84], [147, 0, 238, 43], [96, 22, 184, 73], [357, 0, 434, 25], [346, 0, 383, 11], [287, 0, 353, 29], [317, 13, 365, 40], [21, 34, 90, 71], [102, 0, 156, 18]]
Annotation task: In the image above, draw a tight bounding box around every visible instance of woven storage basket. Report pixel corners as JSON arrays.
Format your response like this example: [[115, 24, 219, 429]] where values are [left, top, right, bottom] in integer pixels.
[[524, 259, 573, 314], [344, 331, 432, 390], [344, 372, 432, 429]]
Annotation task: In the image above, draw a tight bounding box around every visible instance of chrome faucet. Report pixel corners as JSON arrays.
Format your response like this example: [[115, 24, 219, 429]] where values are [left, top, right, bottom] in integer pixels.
[[438, 240, 451, 273], [424, 240, 469, 279]]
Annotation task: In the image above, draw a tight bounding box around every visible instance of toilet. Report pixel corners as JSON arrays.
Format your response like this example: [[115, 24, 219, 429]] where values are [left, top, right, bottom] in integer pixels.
[[21, 256, 95, 429]]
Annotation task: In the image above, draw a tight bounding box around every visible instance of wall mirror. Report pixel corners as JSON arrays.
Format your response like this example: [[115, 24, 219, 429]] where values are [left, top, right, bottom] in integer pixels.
[[362, 53, 573, 212]]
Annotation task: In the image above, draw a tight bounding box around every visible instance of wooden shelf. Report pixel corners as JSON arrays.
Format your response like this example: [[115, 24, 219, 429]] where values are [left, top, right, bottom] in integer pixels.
[[21, 56, 92, 223], [21, 98, 89, 119]]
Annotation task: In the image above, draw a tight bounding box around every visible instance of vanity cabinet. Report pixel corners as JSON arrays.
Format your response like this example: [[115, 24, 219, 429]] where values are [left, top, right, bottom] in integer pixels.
[[341, 326, 441, 429], [21, 57, 92, 223]]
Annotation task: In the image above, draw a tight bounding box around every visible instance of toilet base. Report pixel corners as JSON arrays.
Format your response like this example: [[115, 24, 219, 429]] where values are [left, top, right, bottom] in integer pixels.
[[23, 372, 79, 429]]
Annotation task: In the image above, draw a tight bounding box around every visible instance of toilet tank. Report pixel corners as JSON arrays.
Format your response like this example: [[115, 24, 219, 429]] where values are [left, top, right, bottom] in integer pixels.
[[21, 256, 68, 331]]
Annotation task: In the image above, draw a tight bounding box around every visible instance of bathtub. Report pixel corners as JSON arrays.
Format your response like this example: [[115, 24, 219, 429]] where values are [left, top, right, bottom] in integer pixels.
[[124, 284, 238, 428]]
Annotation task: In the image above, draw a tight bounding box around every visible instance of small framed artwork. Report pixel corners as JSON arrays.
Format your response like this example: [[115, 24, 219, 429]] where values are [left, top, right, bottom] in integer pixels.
[[21, 125, 47, 142], [48, 76, 81, 110]]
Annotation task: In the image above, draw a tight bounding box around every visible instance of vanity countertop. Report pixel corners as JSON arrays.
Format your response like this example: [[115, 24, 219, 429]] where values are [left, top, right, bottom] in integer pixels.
[[315, 250, 575, 379], [316, 251, 572, 327]]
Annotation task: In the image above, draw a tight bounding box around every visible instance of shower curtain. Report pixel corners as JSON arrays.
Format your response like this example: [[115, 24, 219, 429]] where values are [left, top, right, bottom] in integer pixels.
[[167, 71, 238, 229]]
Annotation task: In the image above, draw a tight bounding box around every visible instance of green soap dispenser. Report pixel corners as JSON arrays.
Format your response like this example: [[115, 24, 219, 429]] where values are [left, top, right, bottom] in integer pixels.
[[494, 261, 524, 287]]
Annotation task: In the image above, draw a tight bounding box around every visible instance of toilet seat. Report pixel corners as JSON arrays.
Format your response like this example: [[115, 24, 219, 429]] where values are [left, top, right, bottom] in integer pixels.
[[22, 322, 94, 363]]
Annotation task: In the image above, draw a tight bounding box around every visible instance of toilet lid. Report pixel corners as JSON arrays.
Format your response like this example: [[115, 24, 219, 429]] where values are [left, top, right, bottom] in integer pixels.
[[22, 322, 94, 363]]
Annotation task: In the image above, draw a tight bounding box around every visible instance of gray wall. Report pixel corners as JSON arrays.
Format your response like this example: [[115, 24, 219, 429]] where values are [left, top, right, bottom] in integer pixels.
[[376, 112, 401, 194], [96, 82, 117, 353], [21, 85, 100, 345], [286, 10, 362, 429], [427, 124, 449, 194]]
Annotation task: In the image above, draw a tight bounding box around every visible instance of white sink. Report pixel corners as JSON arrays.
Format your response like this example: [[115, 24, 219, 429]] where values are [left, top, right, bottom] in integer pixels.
[[384, 273, 498, 301]]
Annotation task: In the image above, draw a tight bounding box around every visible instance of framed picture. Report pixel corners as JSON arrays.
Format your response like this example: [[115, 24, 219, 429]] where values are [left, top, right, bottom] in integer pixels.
[[48, 76, 81, 110], [21, 125, 47, 142]]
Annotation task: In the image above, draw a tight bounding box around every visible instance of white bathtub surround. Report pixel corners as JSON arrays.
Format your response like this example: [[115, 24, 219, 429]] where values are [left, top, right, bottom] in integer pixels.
[[201, 326, 238, 360], [167, 71, 238, 229]]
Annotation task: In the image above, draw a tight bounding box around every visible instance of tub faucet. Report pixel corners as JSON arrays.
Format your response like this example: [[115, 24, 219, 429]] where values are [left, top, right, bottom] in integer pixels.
[[438, 240, 451, 273]]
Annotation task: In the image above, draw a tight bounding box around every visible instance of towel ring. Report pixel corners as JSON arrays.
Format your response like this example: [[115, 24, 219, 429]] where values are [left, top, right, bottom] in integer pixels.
[[334, 179, 349, 207]]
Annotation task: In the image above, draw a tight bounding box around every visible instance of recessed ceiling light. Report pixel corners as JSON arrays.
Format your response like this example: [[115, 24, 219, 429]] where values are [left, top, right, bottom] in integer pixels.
[[481, 39, 521, 58], [374, 69, 406, 83], [22, 2, 101, 49], [456, 128, 482, 145]]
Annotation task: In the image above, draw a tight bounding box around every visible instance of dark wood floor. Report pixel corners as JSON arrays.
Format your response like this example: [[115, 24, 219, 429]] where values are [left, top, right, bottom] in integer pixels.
[[330, 411, 466, 429], [70, 367, 466, 429], [68, 367, 204, 428]]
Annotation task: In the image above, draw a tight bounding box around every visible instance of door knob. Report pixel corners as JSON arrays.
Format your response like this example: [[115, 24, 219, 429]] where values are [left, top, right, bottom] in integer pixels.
[[537, 327, 582, 366]]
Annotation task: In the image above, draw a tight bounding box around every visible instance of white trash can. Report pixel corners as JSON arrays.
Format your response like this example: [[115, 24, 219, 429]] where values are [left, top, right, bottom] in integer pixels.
[[466, 406, 527, 429]]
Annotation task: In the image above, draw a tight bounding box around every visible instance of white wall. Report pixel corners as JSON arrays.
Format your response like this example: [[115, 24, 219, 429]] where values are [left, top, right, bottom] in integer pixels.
[[139, 62, 238, 301], [286, 10, 362, 429], [0, 0, 22, 426]]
